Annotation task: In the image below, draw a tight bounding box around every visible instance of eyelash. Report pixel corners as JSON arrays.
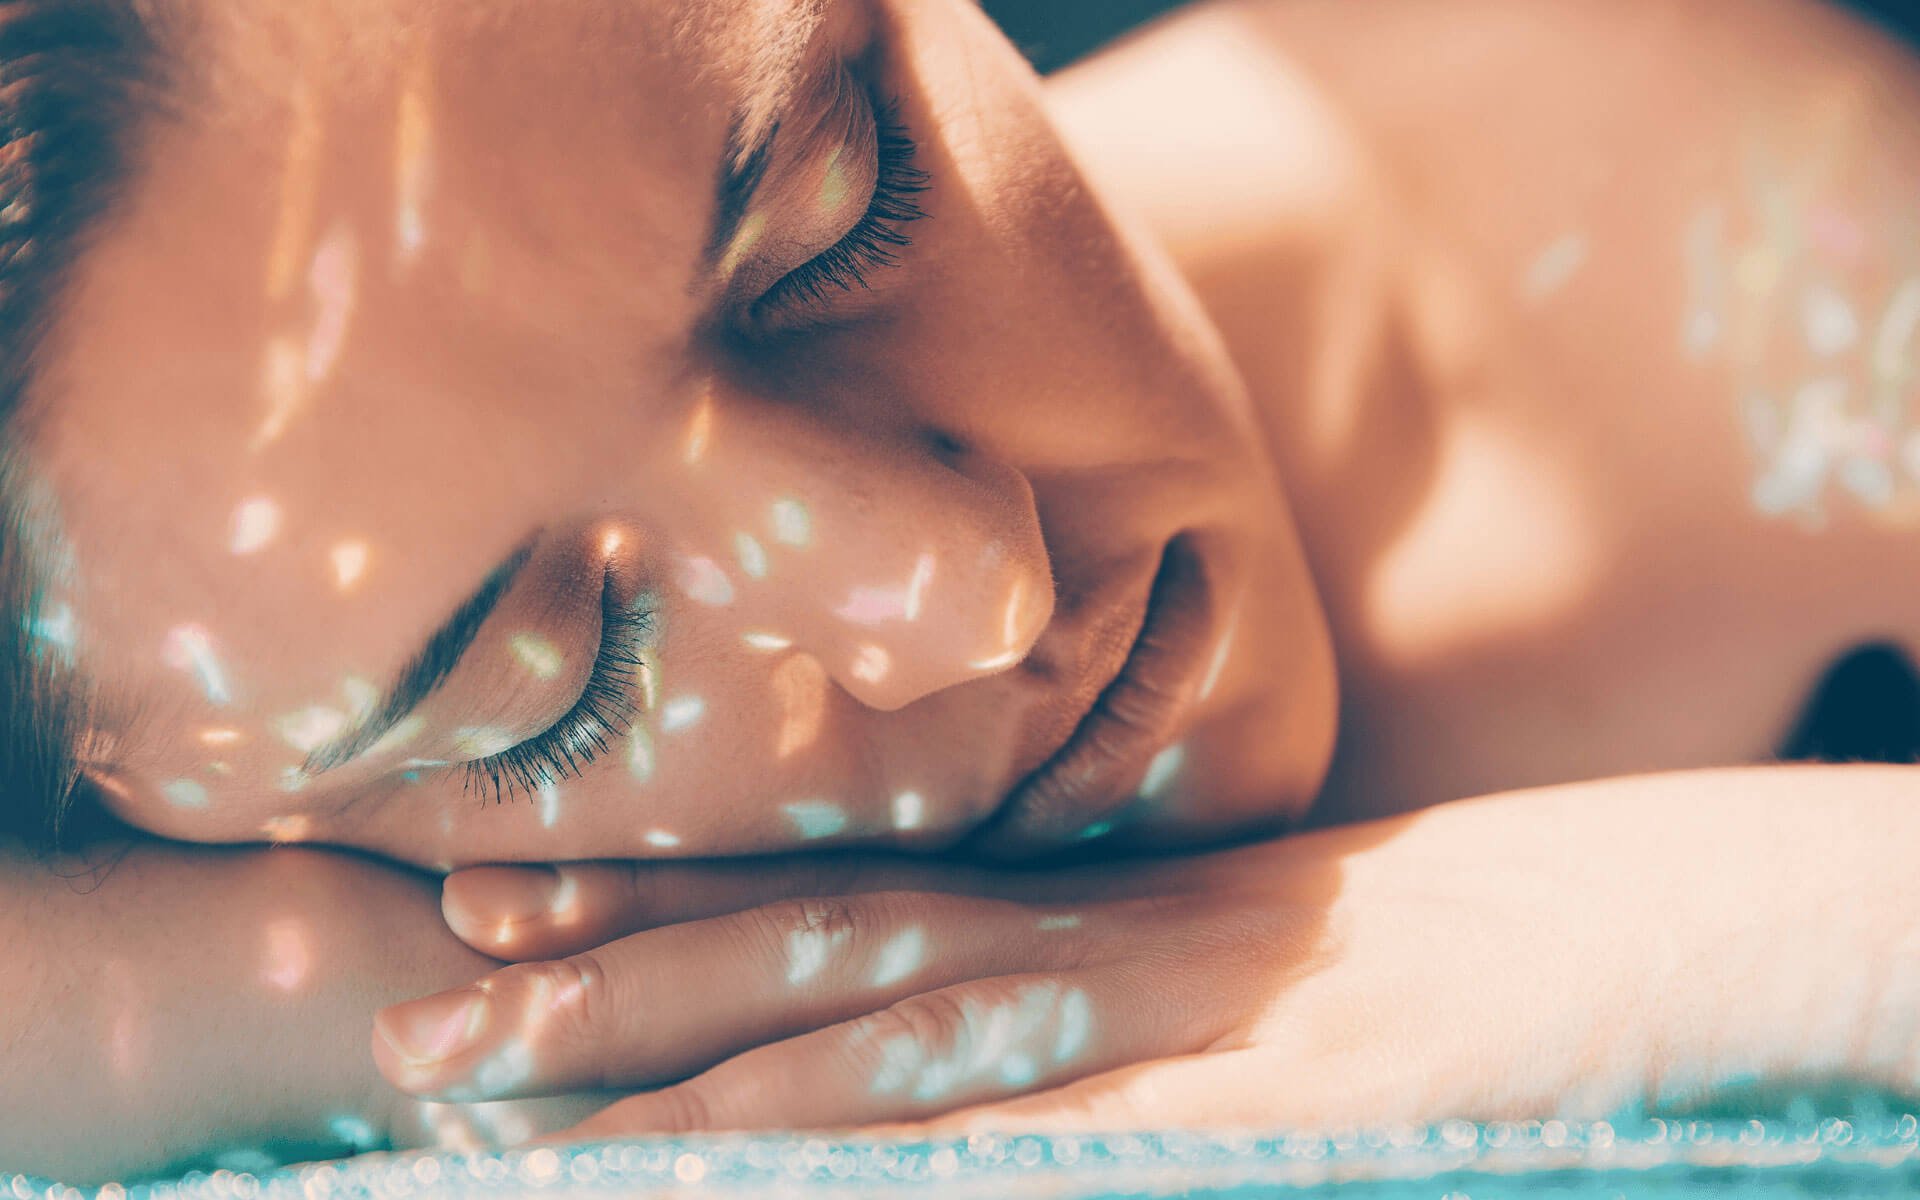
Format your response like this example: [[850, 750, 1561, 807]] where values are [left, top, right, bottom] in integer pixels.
[[462, 575, 653, 803], [753, 98, 929, 318]]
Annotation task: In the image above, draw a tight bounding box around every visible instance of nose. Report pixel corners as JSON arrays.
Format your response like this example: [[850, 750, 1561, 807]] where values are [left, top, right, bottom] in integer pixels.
[[665, 388, 1054, 711]]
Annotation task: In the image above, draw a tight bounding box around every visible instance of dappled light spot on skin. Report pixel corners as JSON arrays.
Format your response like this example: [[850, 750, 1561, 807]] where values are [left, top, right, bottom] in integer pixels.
[[163, 624, 234, 706], [627, 727, 656, 782], [254, 335, 307, 450], [228, 496, 282, 556], [1519, 231, 1588, 304], [905, 552, 936, 621], [366, 713, 427, 760], [305, 222, 360, 385], [199, 727, 243, 748], [327, 1114, 380, 1155], [773, 653, 829, 758], [1681, 205, 1726, 360], [743, 630, 793, 652], [968, 647, 1023, 672], [278, 705, 349, 755], [1802, 281, 1860, 357], [676, 555, 735, 607], [536, 781, 561, 829], [392, 44, 433, 269], [786, 924, 852, 987], [682, 390, 715, 466], [261, 814, 312, 843], [850, 643, 892, 685], [330, 540, 370, 591], [1076, 820, 1114, 842], [868, 982, 1086, 1104], [161, 779, 209, 809], [1036, 914, 1082, 932], [598, 528, 625, 560], [836, 585, 909, 625], [1198, 604, 1240, 703], [734, 531, 769, 580], [891, 790, 925, 831], [870, 926, 927, 988], [644, 829, 681, 849], [1138, 743, 1186, 800], [510, 633, 565, 681], [660, 695, 705, 733], [783, 800, 848, 841], [770, 498, 812, 548], [278, 767, 312, 794], [25, 601, 77, 661], [453, 727, 514, 759], [262, 917, 313, 992], [342, 675, 381, 720]]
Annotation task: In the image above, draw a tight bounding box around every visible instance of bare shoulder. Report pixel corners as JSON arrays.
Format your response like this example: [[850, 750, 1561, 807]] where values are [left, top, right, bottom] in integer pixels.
[[1051, 0, 1920, 822]]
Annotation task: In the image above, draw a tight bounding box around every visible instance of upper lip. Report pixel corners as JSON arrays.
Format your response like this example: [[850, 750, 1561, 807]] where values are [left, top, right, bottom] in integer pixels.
[[968, 535, 1212, 854]]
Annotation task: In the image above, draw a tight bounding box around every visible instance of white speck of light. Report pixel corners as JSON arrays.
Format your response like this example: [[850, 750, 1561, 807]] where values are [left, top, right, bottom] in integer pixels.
[[627, 726, 656, 781], [870, 926, 927, 988], [742, 630, 794, 652], [891, 790, 925, 831], [510, 633, 564, 680], [1077, 820, 1114, 842], [677, 556, 735, 607], [770, 498, 812, 547], [331, 541, 370, 590], [28, 603, 77, 655], [162, 779, 210, 809], [998, 1053, 1038, 1087], [328, 1113, 380, 1152], [1138, 744, 1186, 800], [644, 828, 681, 848], [904, 552, 936, 621], [229, 496, 283, 555], [1803, 281, 1861, 357], [162, 624, 234, 706], [836, 586, 908, 624], [1053, 988, 1093, 1063], [263, 917, 312, 991], [366, 713, 426, 758], [1521, 232, 1589, 302], [1036, 914, 1083, 932], [850, 643, 891, 684], [341, 675, 381, 719], [783, 800, 848, 840], [536, 780, 561, 829], [276, 706, 348, 754], [1198, 608, 1240, 702], [452, 726, 513, 757], [306, 223, 360, 384], [661, 696, 705, 732], [735, 532, 769, 580], [786, 925, 851, 986]]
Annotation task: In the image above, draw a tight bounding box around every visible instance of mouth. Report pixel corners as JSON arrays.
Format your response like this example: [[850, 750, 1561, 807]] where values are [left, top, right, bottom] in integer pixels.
[[970, 535, 1215, 855]]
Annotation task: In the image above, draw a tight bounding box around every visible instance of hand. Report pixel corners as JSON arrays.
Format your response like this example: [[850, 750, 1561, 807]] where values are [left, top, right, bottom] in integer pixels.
[[371, 770, 1909, 1139]]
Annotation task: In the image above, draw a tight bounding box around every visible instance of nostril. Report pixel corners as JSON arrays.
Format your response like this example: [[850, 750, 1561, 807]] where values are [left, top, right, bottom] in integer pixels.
[[923, 428, 970, 461]]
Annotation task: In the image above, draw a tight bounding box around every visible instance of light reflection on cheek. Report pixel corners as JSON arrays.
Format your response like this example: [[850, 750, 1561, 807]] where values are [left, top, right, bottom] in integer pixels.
[[262, 916, 313, 992], [772, 653, 829, 758], [227, 496, 283, 556], [161, 624, 235, 707]]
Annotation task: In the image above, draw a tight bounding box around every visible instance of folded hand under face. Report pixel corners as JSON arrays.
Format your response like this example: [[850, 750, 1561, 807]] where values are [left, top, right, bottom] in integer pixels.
[[369, 779, 1797, 1144]]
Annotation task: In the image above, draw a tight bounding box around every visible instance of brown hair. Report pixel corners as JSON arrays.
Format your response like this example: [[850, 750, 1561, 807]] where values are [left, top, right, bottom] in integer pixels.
[[0, 0, 164, 848]]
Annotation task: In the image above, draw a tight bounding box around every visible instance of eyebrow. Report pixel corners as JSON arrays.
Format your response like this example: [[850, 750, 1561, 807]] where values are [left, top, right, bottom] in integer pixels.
[[306, 537, 537, 774]]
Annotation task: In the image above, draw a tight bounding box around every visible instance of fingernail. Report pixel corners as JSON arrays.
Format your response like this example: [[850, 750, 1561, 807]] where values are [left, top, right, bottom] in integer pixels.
[[443, 865, 562, 931], [376, 990, 490, 1066]]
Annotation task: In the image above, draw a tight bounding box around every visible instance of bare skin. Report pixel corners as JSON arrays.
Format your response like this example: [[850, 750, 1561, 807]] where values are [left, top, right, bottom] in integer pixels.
[[7, 0, 1920, 1180]]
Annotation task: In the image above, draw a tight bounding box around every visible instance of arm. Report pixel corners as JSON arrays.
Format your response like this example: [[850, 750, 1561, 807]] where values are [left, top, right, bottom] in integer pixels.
[[377, 764, 1920, 1132], [1047, 0, 1920, 823], [0, 837, 576, 1183]]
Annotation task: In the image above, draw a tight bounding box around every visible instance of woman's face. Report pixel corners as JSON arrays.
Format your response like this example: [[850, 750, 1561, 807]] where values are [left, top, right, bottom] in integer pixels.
[[33, 0, 1335, 866]]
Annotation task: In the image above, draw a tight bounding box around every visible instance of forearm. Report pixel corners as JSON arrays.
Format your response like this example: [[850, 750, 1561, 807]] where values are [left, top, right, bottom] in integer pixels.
[[0, 838, 495, 1182]]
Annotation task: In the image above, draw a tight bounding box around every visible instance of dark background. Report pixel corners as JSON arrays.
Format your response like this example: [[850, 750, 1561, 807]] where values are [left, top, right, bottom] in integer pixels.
[[980, 0, 1920, 75]]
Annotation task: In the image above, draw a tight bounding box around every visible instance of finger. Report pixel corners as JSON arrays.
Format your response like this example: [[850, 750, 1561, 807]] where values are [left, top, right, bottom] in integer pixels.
[[374, 890, 1100, 1103], [552, 963, 1206, 1139], [442, 854, 1138, 962]]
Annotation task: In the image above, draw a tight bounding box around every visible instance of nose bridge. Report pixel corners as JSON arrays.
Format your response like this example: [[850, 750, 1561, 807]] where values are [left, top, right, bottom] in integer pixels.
[[668, 386, 1054, 711]]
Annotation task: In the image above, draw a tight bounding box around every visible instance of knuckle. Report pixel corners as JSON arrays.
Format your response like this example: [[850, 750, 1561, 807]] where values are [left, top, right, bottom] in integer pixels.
[[495, 953, 616, 1074], [863, 988, 970, 1059]]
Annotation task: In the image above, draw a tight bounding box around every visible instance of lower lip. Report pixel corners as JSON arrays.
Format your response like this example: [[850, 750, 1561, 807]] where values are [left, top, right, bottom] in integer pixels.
[[987, 536, 1214, 849]]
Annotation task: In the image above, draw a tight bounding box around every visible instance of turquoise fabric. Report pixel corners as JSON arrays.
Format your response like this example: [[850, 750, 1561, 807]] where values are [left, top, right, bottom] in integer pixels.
[[13, 1113, 1920, 1198]]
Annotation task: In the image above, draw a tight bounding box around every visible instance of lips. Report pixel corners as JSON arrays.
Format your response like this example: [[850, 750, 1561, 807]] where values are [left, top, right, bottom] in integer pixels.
[[972, 535, 1214, 854]]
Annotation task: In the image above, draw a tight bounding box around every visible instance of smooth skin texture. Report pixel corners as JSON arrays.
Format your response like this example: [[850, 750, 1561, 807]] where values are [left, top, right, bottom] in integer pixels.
[[6, 0, 1920, 1179], [374, 0, 1920, 1140]]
